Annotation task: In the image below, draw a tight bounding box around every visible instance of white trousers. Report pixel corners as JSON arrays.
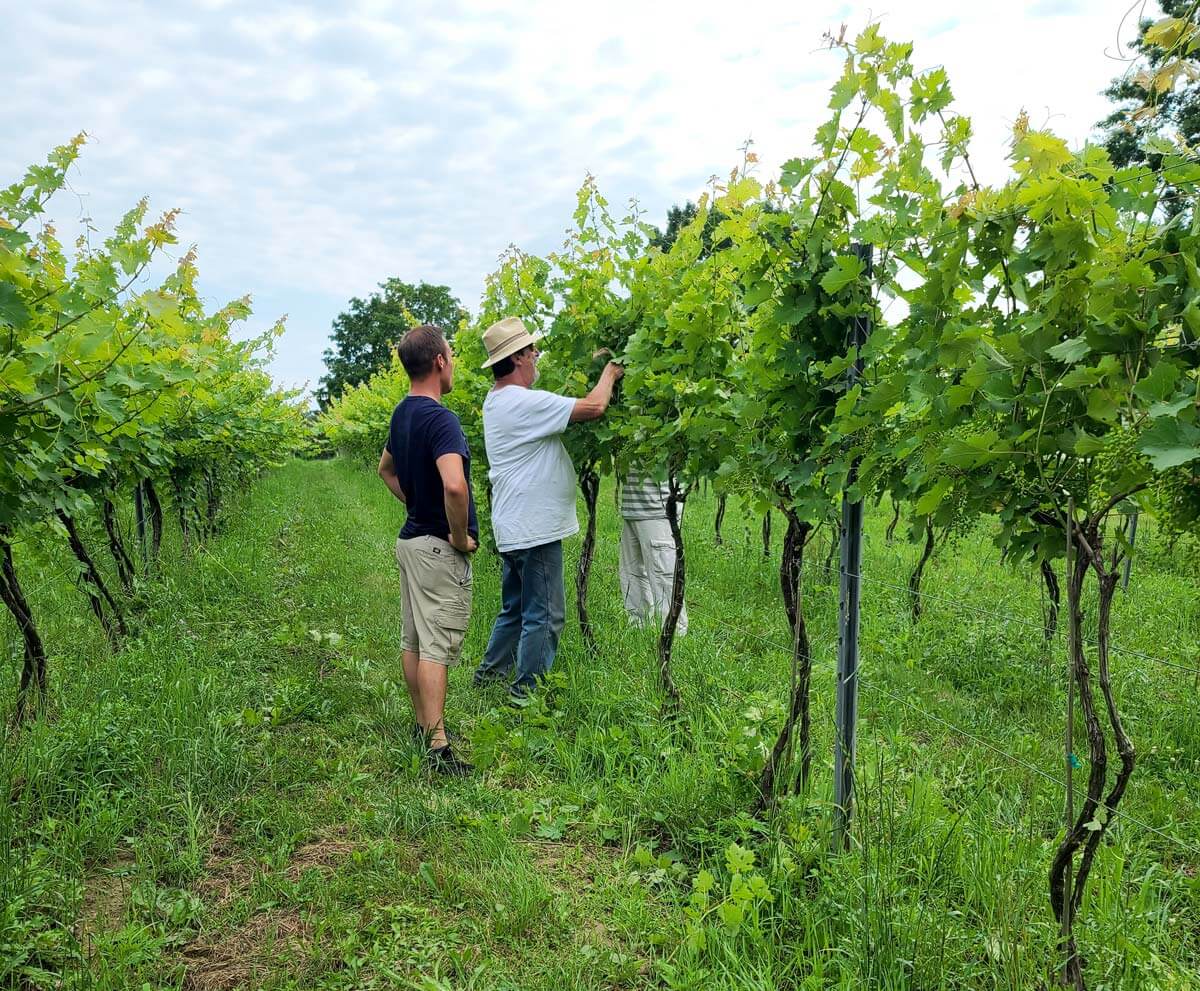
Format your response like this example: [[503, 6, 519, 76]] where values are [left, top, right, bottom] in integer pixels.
[[619, 518, 688, 636]]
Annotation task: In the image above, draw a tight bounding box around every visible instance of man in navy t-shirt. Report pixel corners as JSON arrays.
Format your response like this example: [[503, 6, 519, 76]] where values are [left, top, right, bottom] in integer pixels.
[[377, 324, 477, 776], [385, 399, 479, 545]]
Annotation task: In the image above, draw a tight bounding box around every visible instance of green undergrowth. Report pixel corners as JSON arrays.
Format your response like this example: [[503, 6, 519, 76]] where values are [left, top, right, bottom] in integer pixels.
[[1, 458, 1197, 989]]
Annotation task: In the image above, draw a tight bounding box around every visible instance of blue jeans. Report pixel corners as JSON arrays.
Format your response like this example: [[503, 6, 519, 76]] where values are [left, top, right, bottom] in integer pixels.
[[475, 540, 566, 698]]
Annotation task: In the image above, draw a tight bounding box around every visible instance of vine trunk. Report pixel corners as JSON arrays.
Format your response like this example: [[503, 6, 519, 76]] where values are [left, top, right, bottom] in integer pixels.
[[657, 479, 686, 711], [58, 510, 126, 643], [574, 465, 600, 655], [909, 520, 936, 623], [0, 534, 48, 722], [754, 511, 814, 813]]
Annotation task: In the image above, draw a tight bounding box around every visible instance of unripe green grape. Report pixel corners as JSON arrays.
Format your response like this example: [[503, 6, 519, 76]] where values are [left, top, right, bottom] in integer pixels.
[[1093, 427, 1151, 504], [1152, 466, 1200, 538]]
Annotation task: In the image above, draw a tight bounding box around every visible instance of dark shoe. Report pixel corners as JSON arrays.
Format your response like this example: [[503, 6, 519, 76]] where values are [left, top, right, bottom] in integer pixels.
[[426, 745, 473, 777], [506, 690, 533, 709], [473, 669, 509, 688]]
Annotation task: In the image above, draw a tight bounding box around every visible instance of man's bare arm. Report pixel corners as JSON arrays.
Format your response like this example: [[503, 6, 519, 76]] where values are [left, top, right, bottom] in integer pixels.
[[435, 453, 477, 553], [377, 447, 407, 504], [570, 361, 624, 423]]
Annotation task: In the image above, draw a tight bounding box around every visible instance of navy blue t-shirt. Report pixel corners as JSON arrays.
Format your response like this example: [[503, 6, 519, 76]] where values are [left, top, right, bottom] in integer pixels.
[[385, 396, 479, 541]]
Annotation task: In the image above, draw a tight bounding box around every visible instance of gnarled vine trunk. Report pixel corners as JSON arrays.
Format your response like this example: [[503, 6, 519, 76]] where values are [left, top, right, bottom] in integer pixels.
[[144, 478, 164, 563], [714, 494, 727, 547], [755, 511, 814, 813], [190, 498, 206, 544], [57, 510, 126, 643], [174, 474, 191, 554], [1072, 570, 1133, 913], [482, 480, 497, 555], [1049, 517, 1136, 991], [204, 470, 220, 536], [574, 465, 600, 655], [908, 520, 935, 623], [761, 511, 772, 557], [0, 534, 48, 723], [885, 496, 901, 544], [657, 478, 686, 710], [101, 497, 136, 594], [1041, 558, 1060, 644], [134, 482, 148, 568]]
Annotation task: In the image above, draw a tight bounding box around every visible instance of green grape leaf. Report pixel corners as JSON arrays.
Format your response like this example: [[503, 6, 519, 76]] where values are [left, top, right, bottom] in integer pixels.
[[1047, 336, 1090, 364], [0, 282, 30, 328], [914, 477, 953, 515], [819, 255, 865, 295], [1138, 417, 1200, 470]]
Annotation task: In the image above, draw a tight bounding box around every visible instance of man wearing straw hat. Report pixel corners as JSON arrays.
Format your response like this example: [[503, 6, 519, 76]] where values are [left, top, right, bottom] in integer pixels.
[[472, 316, 623, 703]]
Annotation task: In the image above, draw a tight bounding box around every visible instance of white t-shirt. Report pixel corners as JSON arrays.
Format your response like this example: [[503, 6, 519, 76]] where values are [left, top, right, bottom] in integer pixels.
[[483, 386, 579, 552]]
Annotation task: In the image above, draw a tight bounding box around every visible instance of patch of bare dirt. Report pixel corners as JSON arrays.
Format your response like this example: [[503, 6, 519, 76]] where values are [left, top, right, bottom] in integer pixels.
[[520, 839, 676, 969], [196, 824, 362, 904], [195, 828, 258, 909], [177, 825, 361, 989], [175, 820, 360, 983], [181, 908, 312, 991], [581, 914, 612, 948], [523, 838, 614, 887], [284, 826, 358, 882], [75, 848, 136, 953], [521, 839, 623, 948]]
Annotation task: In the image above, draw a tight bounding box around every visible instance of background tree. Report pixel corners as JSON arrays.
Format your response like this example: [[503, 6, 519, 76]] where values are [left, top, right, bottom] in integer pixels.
[[316, 279, 467, 407], [649, 200, 731, 256], [1097, 1, 1200, 216]]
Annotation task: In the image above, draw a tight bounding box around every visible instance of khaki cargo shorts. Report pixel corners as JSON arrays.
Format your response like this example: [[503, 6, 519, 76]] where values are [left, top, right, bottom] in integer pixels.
[[394, 535, 474, 666]]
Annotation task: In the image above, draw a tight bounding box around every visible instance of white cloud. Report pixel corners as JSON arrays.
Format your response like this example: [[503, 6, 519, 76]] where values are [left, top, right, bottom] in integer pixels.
[[1, 0, 1146, 398]]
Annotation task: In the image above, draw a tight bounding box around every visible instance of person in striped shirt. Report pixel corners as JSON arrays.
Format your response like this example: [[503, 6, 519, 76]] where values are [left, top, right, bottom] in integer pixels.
[[618, 474, 688, 636]]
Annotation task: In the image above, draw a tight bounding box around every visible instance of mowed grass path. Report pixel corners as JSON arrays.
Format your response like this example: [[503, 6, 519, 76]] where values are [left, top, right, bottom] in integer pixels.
[[2, 457, 1197, 990]]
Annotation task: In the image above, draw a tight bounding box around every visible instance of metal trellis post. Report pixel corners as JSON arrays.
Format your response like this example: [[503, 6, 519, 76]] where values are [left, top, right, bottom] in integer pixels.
[[833, 242, 871, 853], [134, 481, 148, 569], [1121, 512, 1138, 591], [1063, 497, 1076, 980]]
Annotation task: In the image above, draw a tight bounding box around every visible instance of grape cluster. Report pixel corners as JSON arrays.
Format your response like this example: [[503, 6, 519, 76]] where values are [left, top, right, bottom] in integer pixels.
[[1152, 465, 1200, 538], [1092, 427, 1152, 505]]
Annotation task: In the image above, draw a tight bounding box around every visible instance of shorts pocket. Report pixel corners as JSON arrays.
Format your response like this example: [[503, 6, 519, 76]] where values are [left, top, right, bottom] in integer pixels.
[[454, 552, 473, 588], [435, 590, 472, 632]]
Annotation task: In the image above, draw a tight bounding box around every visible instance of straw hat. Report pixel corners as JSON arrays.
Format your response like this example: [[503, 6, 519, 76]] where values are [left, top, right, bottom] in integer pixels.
[[480, 316, 544, 369]]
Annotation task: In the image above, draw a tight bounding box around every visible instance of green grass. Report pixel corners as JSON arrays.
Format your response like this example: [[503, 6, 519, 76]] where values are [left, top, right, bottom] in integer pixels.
[[1, 458, 1197, 990]]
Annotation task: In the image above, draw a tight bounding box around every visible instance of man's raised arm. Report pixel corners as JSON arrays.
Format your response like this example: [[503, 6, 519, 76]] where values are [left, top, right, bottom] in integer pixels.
[[570, 361, 624, 423]]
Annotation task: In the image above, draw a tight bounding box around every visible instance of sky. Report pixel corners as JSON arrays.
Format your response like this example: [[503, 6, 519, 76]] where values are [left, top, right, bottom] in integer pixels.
[[4, 0, 1152, 401]]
